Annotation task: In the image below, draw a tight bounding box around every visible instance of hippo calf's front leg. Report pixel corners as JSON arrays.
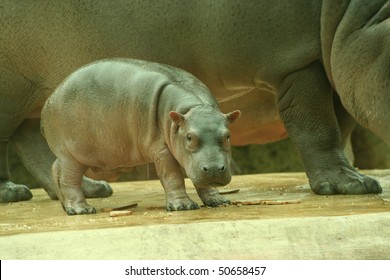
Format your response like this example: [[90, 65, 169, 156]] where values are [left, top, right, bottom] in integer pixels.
[[155, 149, 199, 211], [165, 185, 200, 211], [162, 176, 200, 211]]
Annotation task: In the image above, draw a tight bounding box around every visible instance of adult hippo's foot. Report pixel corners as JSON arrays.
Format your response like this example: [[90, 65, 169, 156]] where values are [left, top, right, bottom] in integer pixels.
[[0, 140, 32, 202], [81, 177, 113, 198], [308, 166, 382, 195], [0, 181, 33, 202], [195, 186, 230, 207], [45, 177, 113, 201]]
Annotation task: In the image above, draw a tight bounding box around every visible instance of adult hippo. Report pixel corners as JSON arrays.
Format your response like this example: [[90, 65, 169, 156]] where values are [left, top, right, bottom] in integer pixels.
[[0, 0, 388, 202]]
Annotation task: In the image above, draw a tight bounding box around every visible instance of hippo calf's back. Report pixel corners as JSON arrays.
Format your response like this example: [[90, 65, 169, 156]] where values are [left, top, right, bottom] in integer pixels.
[[43, 59, 189, 169]]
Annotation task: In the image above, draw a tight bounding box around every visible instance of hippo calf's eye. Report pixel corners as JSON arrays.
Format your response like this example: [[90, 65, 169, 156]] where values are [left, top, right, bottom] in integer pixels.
[[185, 133, 199, 152], [221, 133, 231, 149], [224, 134, 230, 143]]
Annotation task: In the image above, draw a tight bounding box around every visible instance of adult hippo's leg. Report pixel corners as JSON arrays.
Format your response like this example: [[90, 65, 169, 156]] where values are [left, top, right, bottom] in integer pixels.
[[11, 119, 113, 200], [0, 66, 34, 203], [277, 61, 381, 195], [333, 93, 356, 164], [0, 140, 32, 202]]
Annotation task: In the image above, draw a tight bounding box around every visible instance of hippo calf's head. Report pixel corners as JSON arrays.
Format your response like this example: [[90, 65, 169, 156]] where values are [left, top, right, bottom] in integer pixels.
[[169, 106, 240, 188]]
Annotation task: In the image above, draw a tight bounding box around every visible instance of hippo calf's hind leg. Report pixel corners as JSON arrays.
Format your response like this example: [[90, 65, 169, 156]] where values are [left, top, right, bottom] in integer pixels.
[[277, 62, 381, 195], [52, 158, 96, 215], [12, 119, 113, 199], [195, 186, 230, 207]]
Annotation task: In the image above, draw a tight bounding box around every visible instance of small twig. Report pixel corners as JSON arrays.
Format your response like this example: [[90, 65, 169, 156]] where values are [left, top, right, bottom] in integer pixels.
[[232, 199, 302, 206], [101, 202, 138, 212], [219, 189, 240, 195]]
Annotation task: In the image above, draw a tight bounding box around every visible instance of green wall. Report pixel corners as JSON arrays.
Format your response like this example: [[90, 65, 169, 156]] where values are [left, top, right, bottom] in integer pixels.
[[7, 125, 390, 189]]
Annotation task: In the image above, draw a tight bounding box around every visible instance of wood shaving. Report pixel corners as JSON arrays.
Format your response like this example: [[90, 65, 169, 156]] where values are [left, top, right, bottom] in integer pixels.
[[219, 189, 240, 195], [232, 199, 302, 206], [109, 210, 133, 217]]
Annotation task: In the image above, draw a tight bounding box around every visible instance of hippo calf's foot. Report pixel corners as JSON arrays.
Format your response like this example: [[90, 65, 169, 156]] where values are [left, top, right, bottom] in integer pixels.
[[309, 167, 382, 195], [0, 181, 33, 202], [81, 177, 113, 198], [166, 197, 200, 211], [63, 201, 97, 215], [195, 187, 230, 207]]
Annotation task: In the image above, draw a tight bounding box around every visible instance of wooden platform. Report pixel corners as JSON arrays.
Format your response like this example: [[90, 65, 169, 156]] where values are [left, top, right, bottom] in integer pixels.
[[1, 171, 389, 259]]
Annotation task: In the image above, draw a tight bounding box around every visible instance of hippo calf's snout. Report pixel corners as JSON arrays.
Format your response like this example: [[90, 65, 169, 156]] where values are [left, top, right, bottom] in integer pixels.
[[196, 161, 232, 187], [202, 164, 226, 174]]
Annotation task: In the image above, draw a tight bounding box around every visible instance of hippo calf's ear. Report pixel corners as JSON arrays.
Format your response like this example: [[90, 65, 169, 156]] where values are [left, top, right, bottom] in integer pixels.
[[225, 110, 241, 124], [169, 111, 186, 126]]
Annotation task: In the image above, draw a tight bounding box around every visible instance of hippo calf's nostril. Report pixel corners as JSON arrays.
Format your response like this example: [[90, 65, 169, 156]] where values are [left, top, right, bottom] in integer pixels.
[[202, 166, 209, 173], [219, 166, 226, 172]]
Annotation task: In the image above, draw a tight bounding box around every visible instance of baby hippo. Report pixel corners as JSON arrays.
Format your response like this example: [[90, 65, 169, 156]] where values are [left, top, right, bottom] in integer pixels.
[[41, 59, 240, 215]]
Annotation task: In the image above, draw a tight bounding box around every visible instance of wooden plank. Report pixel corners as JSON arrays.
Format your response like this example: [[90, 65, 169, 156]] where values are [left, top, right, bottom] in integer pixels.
[[0, 171, 389, 259]]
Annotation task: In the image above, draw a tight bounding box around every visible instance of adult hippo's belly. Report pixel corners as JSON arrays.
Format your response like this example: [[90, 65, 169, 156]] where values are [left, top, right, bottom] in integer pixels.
[[1, 0, 388, 202], [219, 89, 287, 146]]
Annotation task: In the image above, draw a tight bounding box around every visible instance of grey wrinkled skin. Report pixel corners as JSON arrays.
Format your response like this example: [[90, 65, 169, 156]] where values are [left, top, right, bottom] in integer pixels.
[[41, 59, 240, 214], [0, 0, 388, 202]]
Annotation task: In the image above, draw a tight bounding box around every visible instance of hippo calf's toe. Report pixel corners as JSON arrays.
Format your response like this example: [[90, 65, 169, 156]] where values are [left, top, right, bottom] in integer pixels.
[[41, 58, 240, 215]]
